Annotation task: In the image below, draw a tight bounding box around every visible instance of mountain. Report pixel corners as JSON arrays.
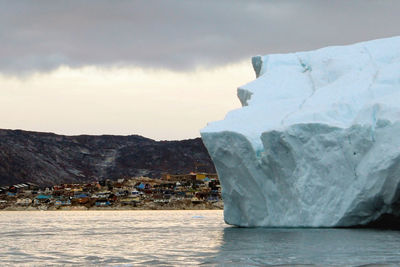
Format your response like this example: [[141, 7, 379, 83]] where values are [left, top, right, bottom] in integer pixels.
[[0, 129, 215, 186]]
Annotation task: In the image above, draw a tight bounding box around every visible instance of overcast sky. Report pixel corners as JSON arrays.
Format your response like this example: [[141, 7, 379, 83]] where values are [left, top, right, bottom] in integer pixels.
[[1, 1, 400, 140]]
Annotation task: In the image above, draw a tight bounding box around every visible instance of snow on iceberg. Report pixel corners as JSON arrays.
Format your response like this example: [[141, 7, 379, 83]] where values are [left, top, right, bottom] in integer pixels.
[[201, 36, 400, 227]]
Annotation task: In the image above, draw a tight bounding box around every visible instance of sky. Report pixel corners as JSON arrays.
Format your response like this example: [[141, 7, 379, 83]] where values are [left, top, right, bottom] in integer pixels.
[[1, 0, 400, 140]]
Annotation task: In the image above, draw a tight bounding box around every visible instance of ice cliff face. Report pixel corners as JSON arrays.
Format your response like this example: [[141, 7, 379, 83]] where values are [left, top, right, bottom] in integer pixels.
[[201, 36, 400, 227]]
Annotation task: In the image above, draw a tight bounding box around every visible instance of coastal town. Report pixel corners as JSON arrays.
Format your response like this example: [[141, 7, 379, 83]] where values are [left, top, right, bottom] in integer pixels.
[[0, 172, 223, 210]]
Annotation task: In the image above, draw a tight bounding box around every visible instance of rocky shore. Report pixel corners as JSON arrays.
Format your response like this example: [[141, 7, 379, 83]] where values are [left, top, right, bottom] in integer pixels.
[[1, 199, 223, 211]]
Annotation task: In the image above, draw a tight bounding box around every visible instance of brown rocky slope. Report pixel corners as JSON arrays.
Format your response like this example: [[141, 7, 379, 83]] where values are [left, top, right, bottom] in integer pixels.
[[0, 129, 215, 186]]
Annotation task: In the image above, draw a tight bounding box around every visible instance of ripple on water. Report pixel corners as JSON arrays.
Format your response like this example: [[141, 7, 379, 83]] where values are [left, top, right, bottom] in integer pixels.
[[0, 211, 400, 266]]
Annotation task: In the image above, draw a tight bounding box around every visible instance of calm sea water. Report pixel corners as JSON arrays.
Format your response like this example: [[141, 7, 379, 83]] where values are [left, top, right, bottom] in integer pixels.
[[1, 210, 400, 266]]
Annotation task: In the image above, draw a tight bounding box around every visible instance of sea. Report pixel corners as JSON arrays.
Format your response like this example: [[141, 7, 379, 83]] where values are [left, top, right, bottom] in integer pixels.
[[1, 210, 400, 266]]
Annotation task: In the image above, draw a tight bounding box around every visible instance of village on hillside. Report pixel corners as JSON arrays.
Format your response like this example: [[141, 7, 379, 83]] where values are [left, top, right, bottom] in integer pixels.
[[0, 172, 223, 210]]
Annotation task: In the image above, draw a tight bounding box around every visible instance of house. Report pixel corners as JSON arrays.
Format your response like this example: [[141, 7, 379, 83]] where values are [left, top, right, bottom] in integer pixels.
[[16, 198, 32, 206], [75, 193, 90, 204], [0, 186, 8, 194], [92, 191, 111, 199], [53, 185, 65, 191], [8, 186, 17, 193], [35, 194, 52, 203], [95, 200, 111, 207], [83, 183, 100, 192], [14, 184, 29, 192], [114, 182, 123, 189], [195, 173, 218, 181], [54, 199, 71, 206], [6, 192, 16, 197], [120, 196, 140, 205], [136, 183, 151, 191], [71, 187, 83, 193]]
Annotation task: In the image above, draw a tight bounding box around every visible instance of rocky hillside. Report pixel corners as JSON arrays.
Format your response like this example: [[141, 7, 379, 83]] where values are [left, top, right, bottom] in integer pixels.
[[0, 129, 215, 186]]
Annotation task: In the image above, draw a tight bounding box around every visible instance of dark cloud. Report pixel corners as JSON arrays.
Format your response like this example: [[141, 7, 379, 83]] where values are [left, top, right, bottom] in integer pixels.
[[1, 0, 400, 73]]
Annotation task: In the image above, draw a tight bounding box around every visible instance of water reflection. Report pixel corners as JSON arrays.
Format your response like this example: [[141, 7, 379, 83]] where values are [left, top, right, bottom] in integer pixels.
[[2, 211, 400, 266], [208, 227, 400, 266], [0, 210, 226, 266]]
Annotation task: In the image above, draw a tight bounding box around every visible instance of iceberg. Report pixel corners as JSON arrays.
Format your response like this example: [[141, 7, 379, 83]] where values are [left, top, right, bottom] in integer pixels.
[[201, 36, 400, 227]]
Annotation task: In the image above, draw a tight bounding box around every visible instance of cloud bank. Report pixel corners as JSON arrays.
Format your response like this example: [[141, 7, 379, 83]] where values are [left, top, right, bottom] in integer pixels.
[[1, 0, 400, 74]]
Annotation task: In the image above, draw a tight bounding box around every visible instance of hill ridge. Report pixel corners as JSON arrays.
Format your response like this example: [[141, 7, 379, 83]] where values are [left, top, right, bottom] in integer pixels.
[[0, 129, 215, 186]]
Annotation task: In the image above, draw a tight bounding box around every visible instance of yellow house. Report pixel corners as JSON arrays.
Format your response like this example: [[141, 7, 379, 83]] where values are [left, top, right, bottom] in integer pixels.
[[196, 173, 206, 180], [71, 188, 83, 192], [196, 173, 218, 181]]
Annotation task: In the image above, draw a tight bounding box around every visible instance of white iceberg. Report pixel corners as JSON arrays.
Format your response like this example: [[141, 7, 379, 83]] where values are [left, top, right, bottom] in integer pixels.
[[201, 36, 400, 227]]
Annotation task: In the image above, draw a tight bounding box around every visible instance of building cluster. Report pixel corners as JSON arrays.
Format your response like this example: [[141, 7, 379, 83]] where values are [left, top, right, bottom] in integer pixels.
[[0, 173, 222, 210]]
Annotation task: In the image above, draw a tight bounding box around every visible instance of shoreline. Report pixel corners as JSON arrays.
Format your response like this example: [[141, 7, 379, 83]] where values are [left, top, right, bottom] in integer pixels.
[[0, 208, 223, 211], [0, 200, 224, 211]]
